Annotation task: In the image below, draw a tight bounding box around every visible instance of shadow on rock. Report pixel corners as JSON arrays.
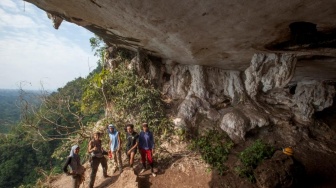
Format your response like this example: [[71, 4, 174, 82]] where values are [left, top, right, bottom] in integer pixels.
[[137, 153, 184, 188], [254, 151, 306, 188]]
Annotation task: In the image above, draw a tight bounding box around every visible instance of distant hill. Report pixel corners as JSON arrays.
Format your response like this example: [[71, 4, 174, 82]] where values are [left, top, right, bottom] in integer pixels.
[[0, 89, 42, 133]]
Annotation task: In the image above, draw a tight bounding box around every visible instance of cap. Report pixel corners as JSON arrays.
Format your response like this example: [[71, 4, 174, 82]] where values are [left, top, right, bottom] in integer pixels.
[[108, 124, 115, 128]]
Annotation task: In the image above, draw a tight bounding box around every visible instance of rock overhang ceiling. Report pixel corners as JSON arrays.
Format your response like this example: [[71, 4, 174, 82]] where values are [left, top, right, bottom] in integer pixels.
[[25, 0, 336, 81]]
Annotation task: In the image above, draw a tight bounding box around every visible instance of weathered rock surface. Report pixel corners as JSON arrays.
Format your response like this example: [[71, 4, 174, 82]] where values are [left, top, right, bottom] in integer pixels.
[[293, 80, 335, 121], [244, 53, 296, 99], [25, 0, 336, 81], [24, 0, 336, 140], [126, 51, 335, 141], [220, 109, 249, 142], [46, 13, 63, 29], [157, 53, 333, 141], [254, 151, 305, 188], [19, 1, 336, 187]]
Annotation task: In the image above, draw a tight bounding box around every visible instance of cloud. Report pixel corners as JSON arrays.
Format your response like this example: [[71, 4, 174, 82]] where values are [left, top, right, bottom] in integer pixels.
[[0, 0, 98, 90], [0, 8, 37, 29], [0, 0, 18, 10]]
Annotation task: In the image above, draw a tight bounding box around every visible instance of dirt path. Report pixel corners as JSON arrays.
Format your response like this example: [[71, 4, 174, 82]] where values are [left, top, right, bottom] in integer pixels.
[[50, 155, 213, 188]]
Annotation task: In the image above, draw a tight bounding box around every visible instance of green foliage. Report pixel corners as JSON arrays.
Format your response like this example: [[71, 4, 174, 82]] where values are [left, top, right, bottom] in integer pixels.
[[82, 62, 171, 136], [0, 72, 105, 187], [90, 35, 107, 66], [0, 90, 20, 133], [190, 129, 234, 175], [0, 37, 172, 187], [0, 125, 58, 187], [0, 89, 41, 133], [239, 139, 275, 167], [235, 139, 275, 182], [0, 38, 106, 187]]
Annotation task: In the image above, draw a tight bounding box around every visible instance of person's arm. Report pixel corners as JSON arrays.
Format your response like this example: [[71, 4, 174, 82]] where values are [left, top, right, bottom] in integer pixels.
[[131, 140, 139, 151], [109, 138, 111, 151], [63, 157, 71, 174], [88, 141, 96, 153]]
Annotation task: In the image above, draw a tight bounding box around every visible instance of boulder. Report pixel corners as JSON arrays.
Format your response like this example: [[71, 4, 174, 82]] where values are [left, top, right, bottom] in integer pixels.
[[293, 80, 335, 121], [219, 109, 249, 142], [254, 151, 305, 188]]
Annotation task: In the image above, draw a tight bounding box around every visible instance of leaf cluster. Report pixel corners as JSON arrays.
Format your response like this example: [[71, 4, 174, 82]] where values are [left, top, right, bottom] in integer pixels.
[[235, 139, 275, 182], [190, 129, 234, 175], [90, 35, 107, 66], [0, 126, 59, 187], [82, 62, 171, 136]]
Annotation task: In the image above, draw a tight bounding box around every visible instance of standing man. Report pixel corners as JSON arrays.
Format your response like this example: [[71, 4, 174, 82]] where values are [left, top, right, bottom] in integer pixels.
[[88, 132, 109, 188], [139, 123, 156, 177], [108, 124, 123, 173], [125, 124, 139, 169]]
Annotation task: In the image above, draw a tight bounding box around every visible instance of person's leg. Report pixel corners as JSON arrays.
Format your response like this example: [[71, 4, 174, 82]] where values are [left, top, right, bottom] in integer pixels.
[[126, 148, 130, 166], [89, 157, 99, 188], [146, 149, 156, 176], [140, 148, 147, 170], [129, 151, 135, 168], [112, 151, 117, 172], [146, 149, 154, 171], [101, 157, 108, 177], [116, 150, 123, 172], [73, 175, 81, 188], [78, 174, 84, 188], [72, 175, 76, 188]]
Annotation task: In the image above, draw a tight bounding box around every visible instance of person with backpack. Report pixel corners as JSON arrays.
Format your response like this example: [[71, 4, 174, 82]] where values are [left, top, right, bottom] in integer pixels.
[[63, 145, 86, 188], [88, 132, 109, 188], [107, 124, 123, 173], [138, 123, 156, 177], [125, 124, 139, 169]]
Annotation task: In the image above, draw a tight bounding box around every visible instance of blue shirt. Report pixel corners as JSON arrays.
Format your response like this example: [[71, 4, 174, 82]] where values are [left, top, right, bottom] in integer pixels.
[[108, 130, 119, 151], [139, 131, 154, 150]]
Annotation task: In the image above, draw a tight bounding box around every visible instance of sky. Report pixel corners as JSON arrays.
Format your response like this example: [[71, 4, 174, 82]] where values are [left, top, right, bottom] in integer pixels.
[[0, 0, 99, 90]]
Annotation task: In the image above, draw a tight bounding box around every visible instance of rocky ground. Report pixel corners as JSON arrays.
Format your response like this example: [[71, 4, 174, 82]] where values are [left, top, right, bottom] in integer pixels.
[[49, 140, 214, 188], [49, 98, 336, 188], [48, 134, 253, 188], [48, 115, 336, 188]]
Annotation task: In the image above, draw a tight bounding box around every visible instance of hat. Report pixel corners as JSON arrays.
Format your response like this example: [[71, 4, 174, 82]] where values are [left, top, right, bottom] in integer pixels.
[[282, 147, 293, 156], [108, 124, 115, 128]]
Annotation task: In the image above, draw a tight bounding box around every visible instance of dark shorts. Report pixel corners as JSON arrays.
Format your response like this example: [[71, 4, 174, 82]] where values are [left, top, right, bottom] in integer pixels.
[[126, 148, 137, 158]]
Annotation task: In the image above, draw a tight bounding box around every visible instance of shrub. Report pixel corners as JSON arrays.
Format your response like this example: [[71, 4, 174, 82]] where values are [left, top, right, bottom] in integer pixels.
[[81, 59, 172, 138], [235, 139, 275, 182], [190, 129, 234, 175]]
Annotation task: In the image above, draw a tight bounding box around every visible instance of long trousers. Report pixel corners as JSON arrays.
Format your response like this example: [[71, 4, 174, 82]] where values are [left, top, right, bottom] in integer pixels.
[[140, 148, 154, 172], [89, 157, 107, 188], [112, 150, 123, 169]]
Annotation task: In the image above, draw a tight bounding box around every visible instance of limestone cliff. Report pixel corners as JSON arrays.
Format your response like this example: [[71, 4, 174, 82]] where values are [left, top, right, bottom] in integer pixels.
[[25, 0, 336, 79], [130, 52, 335, 142], [23, 0, 336, 187]]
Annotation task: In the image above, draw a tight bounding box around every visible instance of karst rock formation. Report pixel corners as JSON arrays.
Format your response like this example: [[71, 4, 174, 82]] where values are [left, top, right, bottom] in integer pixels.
[[25, 0, 336, 187]]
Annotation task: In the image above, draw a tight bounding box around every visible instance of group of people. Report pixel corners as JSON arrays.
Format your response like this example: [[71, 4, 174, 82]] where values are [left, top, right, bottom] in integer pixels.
[[63, 122, 156, 188]]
